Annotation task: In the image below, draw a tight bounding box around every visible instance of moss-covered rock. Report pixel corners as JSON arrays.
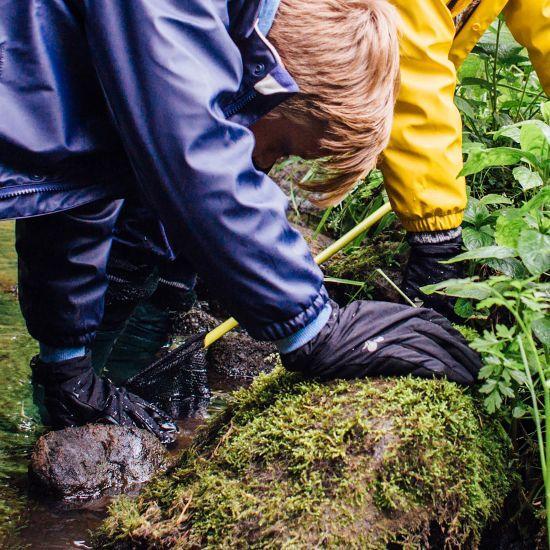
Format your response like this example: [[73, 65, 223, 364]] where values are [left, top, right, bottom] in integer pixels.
[[97, 369, 514, 549]]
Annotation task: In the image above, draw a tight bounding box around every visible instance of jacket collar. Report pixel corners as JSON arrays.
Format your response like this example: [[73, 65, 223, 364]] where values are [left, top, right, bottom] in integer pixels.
[[223, 0, 298, 126], [258, 0, 281, 35]]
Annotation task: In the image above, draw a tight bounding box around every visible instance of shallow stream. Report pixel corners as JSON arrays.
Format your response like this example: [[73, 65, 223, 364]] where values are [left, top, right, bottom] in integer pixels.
[[0, 222, 232, 548]]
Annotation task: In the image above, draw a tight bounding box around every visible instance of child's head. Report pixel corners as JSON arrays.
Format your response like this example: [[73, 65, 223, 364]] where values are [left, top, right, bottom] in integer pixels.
[[252, 0, 400, 206]]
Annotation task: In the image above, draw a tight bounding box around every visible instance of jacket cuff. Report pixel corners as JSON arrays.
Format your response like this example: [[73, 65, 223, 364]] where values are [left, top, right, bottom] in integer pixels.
[[247, 285, 330, 342], [39, 344, 87, 363], [400, 211, 464, 232], [274, 302, 332, 354], [407, 227, 462, 245]]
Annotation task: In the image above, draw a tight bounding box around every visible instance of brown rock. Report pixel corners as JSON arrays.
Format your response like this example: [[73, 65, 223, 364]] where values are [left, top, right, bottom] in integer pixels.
[[30, 425, 167, 500]]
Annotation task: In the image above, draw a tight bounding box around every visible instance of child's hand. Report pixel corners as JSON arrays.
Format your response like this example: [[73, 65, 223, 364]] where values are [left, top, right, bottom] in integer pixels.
[[32, 354, 178, 445], [280, 300, 481, 385]]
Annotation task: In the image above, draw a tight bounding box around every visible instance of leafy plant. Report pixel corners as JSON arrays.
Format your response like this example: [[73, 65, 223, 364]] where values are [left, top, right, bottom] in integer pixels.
[[461, 113, 550, 189], [422, 186, 549, 540]]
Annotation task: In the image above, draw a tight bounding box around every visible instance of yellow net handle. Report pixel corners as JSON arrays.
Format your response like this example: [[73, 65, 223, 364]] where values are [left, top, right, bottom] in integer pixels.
[[204, 202, 392, 348]]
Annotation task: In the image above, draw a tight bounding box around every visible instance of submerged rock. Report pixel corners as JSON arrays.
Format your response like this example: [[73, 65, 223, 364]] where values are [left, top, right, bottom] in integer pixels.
[[30, 425, 167, 500], [97, 370, 514, 548]]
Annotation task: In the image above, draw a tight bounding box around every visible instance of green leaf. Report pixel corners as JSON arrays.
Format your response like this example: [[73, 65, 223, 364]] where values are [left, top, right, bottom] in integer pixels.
[[479, 364, 495, 379], [463, 227, 493, 250], [441, 246, 516, 264], [494, 210, 526, 249], [542, 102, 550, 125], [498, 382, 515, 399], [494, 124, 521, 144], [512, 166, 543, 191], [512, 405, 527, 419], [510, 370, 528, 386], [496, 324, 515, 339], [460, 76, 493, 90], [521, 187, 550, 212], [462, 141, 486, 154], [517, 229, 550, 276], [454, 96, 477, 119], [484, 391, 502, 413], [477, 194, 513, 207], [520, 121, 550, 161], [480, 379, 498, 394], [460, 148, 525, 177], [324, 277, 366, 287], [454, 298, 474, 319], [532, 316, 550, 346], [458, 54, 483, 81], [485, 257, 527, 278], [421, 278, 494, 300], [463, 198, 491, 228]]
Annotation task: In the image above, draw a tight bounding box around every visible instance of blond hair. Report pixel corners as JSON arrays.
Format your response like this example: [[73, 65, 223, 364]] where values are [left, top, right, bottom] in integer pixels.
[[268, 0, 400, 206]]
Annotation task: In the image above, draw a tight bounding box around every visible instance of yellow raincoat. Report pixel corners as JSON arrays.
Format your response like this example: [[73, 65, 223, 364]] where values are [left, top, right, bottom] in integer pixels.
[[383, 0, 550, 232]]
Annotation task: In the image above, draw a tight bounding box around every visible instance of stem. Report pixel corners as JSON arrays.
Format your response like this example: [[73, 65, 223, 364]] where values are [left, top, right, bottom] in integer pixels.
[[518, 336, 546, 481], [518, 332, 550, 547], [522, 90, 545, 120], [490, 20, 502, 128], [496, 82, 540, 98], [513, 67, 532, 123], [375, 268, 417, 307]]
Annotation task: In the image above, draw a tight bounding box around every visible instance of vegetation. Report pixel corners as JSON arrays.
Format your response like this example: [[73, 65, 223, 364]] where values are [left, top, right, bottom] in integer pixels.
[[419, 19, 549, 541], [291, 17, 550, 541], [0, 224, 40, 545], [97, 368, 513, 548], [96, 19, 547, 547]]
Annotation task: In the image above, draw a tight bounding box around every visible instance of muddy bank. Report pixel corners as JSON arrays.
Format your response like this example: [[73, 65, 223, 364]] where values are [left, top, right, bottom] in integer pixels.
[[97, 369, 514, 549]]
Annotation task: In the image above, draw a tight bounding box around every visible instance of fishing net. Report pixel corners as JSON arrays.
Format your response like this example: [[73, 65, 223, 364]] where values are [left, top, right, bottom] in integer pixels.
[[125, 332, 211, 419]]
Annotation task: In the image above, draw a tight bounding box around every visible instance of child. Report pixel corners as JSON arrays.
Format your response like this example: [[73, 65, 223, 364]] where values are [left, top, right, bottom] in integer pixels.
[[384, 0, 549, 318], [1, 0, 480, 444]]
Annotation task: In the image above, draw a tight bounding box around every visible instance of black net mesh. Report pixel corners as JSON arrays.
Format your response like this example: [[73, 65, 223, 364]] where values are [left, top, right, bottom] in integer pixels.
[[125, 332, 211, 419]]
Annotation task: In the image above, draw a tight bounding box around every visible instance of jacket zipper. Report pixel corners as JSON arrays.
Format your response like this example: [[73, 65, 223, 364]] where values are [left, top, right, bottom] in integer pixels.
[[0, 184, 70, 200], [223, 89, 258, 118]]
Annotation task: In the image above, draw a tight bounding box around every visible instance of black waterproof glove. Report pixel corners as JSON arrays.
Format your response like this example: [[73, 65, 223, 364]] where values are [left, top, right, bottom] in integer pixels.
[[402, 229, 463, 321], [281, 300, 481, 385], [31, 354, 178, 445]]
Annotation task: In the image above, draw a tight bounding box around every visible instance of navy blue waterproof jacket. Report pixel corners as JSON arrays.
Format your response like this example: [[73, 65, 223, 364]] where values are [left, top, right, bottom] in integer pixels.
[[0, 0, 328, 340]]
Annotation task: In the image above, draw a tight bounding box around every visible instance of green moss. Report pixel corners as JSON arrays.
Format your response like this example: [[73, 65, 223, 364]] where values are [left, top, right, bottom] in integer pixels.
[[98, 369, 514, 549], [0, 222, 40, 545]]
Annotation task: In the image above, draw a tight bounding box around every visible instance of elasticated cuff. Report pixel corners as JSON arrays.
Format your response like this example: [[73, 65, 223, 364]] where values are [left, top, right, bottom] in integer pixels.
[[400, 211, 464, 232], [245, 285, 330, 342], [274, 302, 332, 354], [39, 344, 87, 363], [407, 227, 462, 245], [30, 329, 97, 348]]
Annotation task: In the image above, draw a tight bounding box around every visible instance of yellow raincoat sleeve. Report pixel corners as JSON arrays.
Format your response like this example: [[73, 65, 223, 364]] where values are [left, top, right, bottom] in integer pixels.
[[503, 0, 550, 95], [382, 0, 466, 232]]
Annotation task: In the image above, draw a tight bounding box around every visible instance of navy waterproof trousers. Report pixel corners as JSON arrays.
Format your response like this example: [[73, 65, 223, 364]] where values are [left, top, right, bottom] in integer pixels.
[[16, 200, 195, 347]]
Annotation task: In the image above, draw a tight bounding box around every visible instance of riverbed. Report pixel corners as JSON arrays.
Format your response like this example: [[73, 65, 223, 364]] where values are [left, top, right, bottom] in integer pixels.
[[0, 222, 225, 548]]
